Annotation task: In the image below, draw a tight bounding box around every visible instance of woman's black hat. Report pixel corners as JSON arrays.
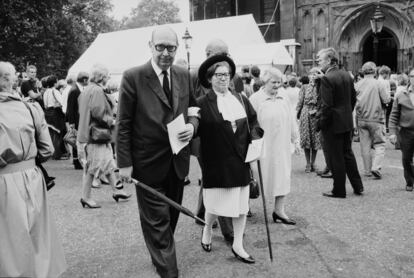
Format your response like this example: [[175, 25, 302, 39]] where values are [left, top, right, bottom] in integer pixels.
[[198, 53, 236, 88]]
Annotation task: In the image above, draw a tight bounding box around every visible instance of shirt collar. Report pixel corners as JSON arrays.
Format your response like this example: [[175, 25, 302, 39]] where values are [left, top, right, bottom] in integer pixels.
[[151, 58, 170, 77]]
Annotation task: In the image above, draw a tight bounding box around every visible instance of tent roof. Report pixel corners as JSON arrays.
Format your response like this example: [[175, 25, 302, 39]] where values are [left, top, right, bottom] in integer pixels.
[[232, 42, 294, 66], [68, 14, 266, 76]]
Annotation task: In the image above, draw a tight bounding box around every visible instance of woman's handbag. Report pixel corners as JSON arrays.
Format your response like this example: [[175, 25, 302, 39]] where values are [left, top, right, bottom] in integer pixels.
[[63, 127, 77, 147], [248, 169, 260, 199], [90, 126, 112, 143], [237, 93, 261, 199]]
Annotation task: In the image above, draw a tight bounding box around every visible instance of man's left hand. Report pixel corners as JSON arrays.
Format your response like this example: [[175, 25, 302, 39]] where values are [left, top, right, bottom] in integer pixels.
[[178, 123, 194, 143]]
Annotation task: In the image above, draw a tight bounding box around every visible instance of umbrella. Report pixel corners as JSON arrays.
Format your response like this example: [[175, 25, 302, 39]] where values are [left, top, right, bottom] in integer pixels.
[[257, 160, 274, 262], [131, 178, 206, 225]]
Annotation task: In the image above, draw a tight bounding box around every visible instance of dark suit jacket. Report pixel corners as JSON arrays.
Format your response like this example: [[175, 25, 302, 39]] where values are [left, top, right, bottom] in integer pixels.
[[66, 84, 81, 129], [197, 90, 262, 189], [116, 61, 199, 185], [319, 67, 356, 134]]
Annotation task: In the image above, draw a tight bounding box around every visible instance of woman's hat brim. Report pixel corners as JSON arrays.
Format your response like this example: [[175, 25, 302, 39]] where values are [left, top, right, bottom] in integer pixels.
[[198, 54, 236, 88]]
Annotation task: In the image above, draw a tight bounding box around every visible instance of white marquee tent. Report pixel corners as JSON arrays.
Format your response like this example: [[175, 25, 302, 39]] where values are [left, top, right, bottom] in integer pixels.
[[68, 14, 294, 80]]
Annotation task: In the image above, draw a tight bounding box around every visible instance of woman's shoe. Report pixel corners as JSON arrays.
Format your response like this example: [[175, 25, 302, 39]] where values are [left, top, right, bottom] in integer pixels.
[[115, 180, 124, 190], [112, 192, 132, 202], [272, 212, 296, 225], [305, 164, 311, 173], [201, 229, 212, 252], [80, 198, 101, 209], [231, 248, 255, 264]]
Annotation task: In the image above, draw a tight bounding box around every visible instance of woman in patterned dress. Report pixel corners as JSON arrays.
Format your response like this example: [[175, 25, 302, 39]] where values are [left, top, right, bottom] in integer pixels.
[[296, 67, 322, 172]]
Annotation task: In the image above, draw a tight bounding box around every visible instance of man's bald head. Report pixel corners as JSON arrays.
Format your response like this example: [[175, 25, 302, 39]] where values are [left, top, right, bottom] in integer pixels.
[[205, 39, 229, 58], [151, 26, 179, 45]]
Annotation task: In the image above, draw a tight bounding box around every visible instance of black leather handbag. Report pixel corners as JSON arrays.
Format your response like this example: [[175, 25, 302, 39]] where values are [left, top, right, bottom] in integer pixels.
[[248, 169, 260, 199], [237, 93, 261, 199]]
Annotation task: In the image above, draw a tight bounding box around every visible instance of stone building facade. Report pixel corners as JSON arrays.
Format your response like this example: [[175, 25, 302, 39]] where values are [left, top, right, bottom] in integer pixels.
[[190, 0, 414, 74]]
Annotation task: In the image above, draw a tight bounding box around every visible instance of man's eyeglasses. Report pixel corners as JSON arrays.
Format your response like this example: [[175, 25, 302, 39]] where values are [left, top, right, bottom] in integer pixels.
[[154, 44, 177, 52], [214, 73, 230, 78]]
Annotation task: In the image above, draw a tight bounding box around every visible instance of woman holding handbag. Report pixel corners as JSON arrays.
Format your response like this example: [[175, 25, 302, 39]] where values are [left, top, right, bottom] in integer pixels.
[[77, 64, 131, 208], [197, 54, 262, 264]]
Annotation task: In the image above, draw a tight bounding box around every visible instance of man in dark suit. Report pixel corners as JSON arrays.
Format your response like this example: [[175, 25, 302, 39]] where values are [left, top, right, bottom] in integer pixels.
[[317, 47, 364, 198], [66, 71, 89, 169], [116, 26, 199, 278]]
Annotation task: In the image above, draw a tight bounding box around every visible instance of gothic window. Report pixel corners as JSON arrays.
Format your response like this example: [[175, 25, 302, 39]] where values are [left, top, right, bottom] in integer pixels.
[[316, 8, 326, 52], [303, 10, 312, 59]]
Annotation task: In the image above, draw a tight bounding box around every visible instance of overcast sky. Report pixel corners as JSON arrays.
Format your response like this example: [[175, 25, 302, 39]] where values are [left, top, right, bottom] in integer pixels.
[[110, 0, 190, 22]]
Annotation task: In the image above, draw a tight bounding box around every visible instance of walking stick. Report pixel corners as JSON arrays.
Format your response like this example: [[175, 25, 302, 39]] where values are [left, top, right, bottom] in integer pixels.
[[131, 178, 206, 225], [257, 160, 274, 262]]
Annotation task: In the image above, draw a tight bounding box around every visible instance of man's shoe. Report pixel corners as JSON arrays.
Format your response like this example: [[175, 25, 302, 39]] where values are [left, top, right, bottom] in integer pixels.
[[316, 168, 329, 176], [320, 171, 333, 178], [354, 189, 364, 196], [322, 192, 346, 198], [371, 170, 382, 179], [406, 185, 413, 192]]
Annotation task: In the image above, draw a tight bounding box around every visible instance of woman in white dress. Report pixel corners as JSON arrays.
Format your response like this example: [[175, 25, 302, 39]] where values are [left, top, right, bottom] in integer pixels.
[[249, 67, 299, 225], [197, 54, 262, 264]]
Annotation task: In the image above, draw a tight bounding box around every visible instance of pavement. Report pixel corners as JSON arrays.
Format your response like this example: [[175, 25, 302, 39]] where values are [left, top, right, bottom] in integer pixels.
[[45, 141, 414, 278]]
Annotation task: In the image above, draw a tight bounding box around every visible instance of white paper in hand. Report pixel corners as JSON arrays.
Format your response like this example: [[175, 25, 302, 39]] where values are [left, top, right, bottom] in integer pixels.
[[245, 138, 264, 162], [167, 114, 189, 155]]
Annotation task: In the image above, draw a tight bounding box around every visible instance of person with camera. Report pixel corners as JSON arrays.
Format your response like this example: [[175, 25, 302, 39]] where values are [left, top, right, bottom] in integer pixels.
[[249, 67, 299, 226], [197, 54, 261, 264]]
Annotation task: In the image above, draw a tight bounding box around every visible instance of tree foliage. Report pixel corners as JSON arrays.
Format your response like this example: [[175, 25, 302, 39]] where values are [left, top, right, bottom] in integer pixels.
[[0, 0, 117, 78], [0, 0, 182, 78], [120, 0, 181, 30]]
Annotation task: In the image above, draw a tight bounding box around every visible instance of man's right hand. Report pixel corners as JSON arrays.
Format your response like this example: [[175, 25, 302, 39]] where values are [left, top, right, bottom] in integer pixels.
[[389, 134, 397, 145], [119, 166, 133, 183]]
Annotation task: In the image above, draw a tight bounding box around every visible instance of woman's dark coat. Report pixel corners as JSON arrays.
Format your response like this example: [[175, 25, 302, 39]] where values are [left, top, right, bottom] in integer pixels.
[[197, 89, 262, 189]]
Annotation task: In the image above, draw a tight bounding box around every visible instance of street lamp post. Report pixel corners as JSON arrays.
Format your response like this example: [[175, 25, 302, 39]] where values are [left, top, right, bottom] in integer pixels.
[[182, 28, 193, 72], [370, 4, 385, 64]]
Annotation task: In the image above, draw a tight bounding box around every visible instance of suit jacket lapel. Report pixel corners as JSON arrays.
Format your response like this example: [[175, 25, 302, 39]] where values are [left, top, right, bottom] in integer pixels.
[[145, 61, 171, 109], [171, 66, 180, 115]]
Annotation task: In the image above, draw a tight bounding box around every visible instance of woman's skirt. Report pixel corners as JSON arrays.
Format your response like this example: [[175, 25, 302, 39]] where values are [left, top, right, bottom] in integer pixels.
[[85, 143, 116, 177], [203, 185, 249, 217], [45, 107, 68, 159], [0, 166, 67, 278]]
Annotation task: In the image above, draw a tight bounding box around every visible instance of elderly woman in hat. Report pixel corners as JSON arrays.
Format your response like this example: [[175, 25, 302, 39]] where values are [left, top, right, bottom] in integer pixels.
[[197, 54, 262, 264], [249, 67, 299, 225]]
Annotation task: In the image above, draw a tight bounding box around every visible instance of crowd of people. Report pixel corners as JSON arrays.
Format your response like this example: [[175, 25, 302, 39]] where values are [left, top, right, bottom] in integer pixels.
[[0, 25, 413, 278]]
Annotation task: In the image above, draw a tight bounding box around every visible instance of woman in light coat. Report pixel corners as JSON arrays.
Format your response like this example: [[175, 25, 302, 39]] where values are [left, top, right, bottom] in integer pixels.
[[250, 67, 299, 225], [0, 61, 67, 277], [77, 64, 131, 208]]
